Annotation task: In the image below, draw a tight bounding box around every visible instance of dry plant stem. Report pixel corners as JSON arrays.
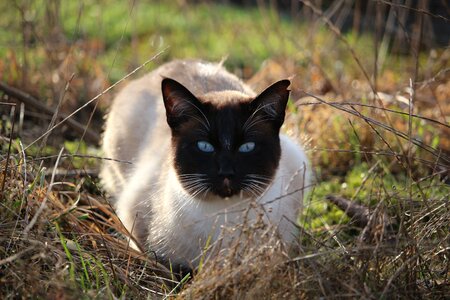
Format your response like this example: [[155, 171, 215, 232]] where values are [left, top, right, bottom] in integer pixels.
[[40, 73, 76, 152], [6, 139, 29, 254], [302, 92, 449, 163], [0, 246, 35, 266], [374, 0, 382, 91], [1, 105, 16, 200], [407, 78, 414, 206], [311, 147, 446, 169], [85, 196, 118, 283], [70, 0, 137, 170], [351, 104, 407, 168], [350, 160, 379, 201], [31, 153, 132, 164], [298, 101, 450, 129], [23, 147, 64, 236], [300, 0, 415, 165], [348, 119, 371, 164], [375, 0, 450, 22], [125, 213, 139, 277], [0, 81, 99, 144], [326, 195, 393, 229], [22, 48, 167, 152], [299, 0, 374, 91], [380, 254, 419, 298]]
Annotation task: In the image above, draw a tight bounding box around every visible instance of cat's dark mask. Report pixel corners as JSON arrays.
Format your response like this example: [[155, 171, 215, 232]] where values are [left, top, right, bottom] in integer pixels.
[[162, 78, 290, 198]]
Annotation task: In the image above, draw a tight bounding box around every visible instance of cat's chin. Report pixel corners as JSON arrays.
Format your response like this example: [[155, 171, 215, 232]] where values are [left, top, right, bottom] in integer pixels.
[[214, 190, 238, 198], [211, 188, 257, 200]]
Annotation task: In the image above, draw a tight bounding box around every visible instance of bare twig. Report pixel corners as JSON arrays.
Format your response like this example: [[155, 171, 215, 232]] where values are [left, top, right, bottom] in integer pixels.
[[22, 48, 167, 152], [297, 101, 450, 129], [326, 195, 370, 227], [40, 73, 76, 150], [0, 246, 35, 266], [1, 105, 16, 200], [23, 147, 64, 236], [374, 0, 450, 22], [301, 92, 450, 163], [0, 81, 100, 144]]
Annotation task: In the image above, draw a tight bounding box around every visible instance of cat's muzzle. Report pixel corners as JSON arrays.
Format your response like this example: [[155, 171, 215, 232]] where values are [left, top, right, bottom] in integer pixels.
[[214, 177, 238, 198]]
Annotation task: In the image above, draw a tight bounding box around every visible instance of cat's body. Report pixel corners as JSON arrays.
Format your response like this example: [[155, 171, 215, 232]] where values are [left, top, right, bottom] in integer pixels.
[[101, 60, 311, 267]]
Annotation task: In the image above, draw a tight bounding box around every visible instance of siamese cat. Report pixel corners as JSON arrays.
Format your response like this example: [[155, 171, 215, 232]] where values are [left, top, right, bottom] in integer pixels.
[[101, 59, 311, 269]]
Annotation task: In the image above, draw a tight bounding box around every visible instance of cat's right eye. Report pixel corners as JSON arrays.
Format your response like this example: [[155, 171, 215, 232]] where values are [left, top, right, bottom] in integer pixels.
[[197, 141, 215, 153]]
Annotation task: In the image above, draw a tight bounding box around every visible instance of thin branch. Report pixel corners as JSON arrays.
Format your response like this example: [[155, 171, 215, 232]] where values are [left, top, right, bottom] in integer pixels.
[[297, 101, 450, 129], [22, 48, 167, 152], [1, 105, 16, 200], [301, 92, 450, 163], [0, 80, 100, 144], [374, 0, 450, 22]]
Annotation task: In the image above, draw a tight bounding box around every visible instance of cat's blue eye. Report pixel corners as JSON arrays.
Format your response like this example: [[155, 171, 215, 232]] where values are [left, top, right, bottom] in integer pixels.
[[238, 142, 255, 153], [197, 141, 215, 153]]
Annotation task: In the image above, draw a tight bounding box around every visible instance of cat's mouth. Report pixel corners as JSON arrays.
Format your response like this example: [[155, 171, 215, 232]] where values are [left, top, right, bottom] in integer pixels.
[[214, 178, 240, 198]]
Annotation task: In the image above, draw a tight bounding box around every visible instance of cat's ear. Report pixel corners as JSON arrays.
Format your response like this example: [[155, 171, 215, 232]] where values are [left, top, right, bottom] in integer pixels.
[[161, 78, 205, 129], [250, 79, 290, 129]]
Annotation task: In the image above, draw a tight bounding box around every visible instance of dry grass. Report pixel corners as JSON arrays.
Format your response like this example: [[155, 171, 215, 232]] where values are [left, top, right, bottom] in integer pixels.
[[0, 145, 174, 298]]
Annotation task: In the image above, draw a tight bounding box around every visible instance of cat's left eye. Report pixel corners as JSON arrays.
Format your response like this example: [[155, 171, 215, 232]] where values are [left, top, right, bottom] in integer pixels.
[[238, 142, 255, 153]]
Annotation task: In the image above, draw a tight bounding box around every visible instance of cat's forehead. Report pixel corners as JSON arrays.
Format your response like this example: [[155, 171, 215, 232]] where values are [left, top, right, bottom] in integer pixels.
[[199, 90, 253, 107], [198, 95, 252, 149]]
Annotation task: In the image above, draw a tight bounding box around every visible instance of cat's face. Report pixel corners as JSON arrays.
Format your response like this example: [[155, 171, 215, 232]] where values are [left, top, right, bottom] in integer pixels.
[[162, 78, 290, 198]]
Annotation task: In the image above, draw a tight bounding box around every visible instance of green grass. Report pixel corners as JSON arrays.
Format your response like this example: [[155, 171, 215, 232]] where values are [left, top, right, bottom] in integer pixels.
[[0, 0, 427, 84], [304, 161, 449, 230]]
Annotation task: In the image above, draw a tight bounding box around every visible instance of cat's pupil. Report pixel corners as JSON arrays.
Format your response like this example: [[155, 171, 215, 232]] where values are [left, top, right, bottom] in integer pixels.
[[238, 142, 255, 153], [197, 141, 215, 152]]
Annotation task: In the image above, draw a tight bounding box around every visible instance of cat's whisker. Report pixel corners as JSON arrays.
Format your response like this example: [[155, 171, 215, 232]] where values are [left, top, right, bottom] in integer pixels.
[[180, 175, 211, 199], [242, 179, 266, 194], [242, 102, 277, 133], [242, 184, 261, 198], [244, 175, 270, 185], [243, 115, 264, 132], [246, 174, 272, 180], [182, 180, 210, 191], [186, 114, 210, 132], [247, 185, 265, 196], [201, 187, 211, 198], [243, 117, 273, 134], [178, 173, 208, 178], [180, 177, 208, 184], [243, 104, 267, 130], [179, 174, 210, 192], [192, 186, 209, 198], [186, 101, 211, 130], [245, 179, 269, 187], [247, 182, 267, 195]]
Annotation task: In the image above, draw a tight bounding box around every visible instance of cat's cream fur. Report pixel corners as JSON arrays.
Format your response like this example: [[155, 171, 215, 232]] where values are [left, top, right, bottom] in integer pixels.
[[101, 60, 311, 266]]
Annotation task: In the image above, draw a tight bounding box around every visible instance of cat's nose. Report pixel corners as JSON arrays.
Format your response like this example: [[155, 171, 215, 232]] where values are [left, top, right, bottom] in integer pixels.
[[218, 165, 235, 178]]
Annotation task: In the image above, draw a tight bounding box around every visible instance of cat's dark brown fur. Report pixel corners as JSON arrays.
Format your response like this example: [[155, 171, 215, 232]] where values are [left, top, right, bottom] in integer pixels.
[[162, 78, 290, 198]]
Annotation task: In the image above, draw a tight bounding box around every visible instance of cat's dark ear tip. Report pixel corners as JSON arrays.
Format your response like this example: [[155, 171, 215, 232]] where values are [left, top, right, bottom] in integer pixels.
[[161, 77, 179, 89], [277, 79, 291, 90], [161, 78, 187, 99], [265, 79, 291, 93]]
